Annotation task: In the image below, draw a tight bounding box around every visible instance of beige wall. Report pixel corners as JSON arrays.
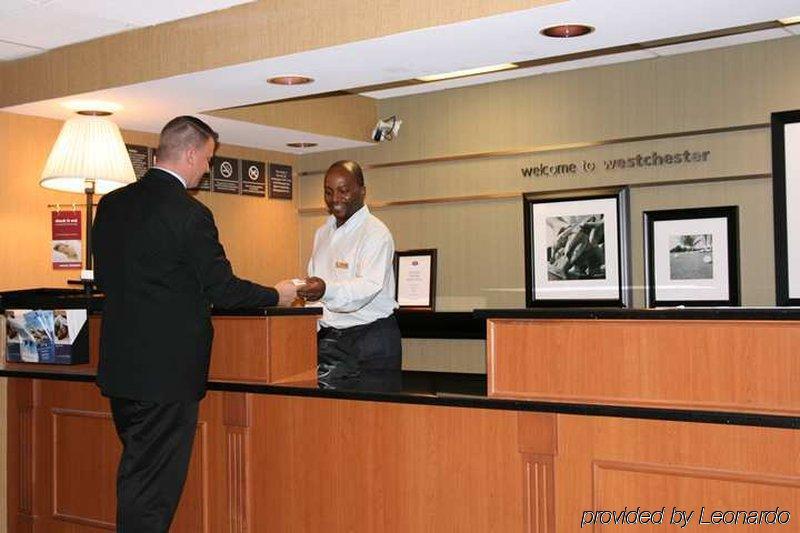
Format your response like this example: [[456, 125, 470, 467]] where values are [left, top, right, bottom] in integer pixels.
[[0, 112, 299, 292], [0, 113, 301, 529], [298, 35, 800, 372]]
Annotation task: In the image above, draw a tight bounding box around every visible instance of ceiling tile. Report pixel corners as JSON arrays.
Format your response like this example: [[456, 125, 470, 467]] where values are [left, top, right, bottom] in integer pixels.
[[0, 4, 134, 49], [0, 40, 43, 60]]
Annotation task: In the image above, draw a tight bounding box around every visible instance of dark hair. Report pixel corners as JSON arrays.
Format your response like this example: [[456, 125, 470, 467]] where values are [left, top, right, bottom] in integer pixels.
[[327, 160, 365, 187], [155, 116, 219, 162]]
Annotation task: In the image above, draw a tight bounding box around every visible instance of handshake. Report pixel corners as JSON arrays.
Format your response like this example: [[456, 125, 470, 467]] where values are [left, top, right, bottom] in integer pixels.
[[274, 277, 327, 306]]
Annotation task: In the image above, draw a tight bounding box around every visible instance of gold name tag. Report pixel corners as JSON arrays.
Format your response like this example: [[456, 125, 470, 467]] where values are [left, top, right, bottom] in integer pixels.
[[335, 260, 349, 269]]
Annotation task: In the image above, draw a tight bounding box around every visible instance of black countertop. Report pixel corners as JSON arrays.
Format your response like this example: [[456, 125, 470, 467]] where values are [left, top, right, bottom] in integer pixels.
[[476, 307, 800, 320], [0, 288, 321, 317], [0, 366, 796, 430]]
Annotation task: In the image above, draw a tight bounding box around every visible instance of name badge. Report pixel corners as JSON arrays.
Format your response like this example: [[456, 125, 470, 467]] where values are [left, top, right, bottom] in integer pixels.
[[335, 260, 349, 269]]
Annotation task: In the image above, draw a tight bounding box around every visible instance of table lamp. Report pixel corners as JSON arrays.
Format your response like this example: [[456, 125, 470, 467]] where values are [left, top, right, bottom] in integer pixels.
[[40, 111, 136, 289]]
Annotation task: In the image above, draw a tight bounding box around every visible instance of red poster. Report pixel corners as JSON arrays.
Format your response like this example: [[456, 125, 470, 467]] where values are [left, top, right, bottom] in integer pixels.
[[51, 210, 82, 269]]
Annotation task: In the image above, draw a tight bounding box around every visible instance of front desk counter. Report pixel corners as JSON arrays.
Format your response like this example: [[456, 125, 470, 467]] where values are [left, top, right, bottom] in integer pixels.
[[2, 302, 800, 532]]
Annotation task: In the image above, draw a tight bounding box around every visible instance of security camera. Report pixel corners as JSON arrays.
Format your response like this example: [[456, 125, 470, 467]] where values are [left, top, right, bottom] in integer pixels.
[[371, 115, 402, 142]]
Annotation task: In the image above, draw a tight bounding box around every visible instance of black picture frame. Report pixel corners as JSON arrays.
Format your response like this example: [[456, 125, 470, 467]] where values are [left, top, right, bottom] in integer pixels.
[[644, 206, 740, 308], [771, 110, 800, 305], [394, 249, 437, 311], [523, 187, 631, 307]]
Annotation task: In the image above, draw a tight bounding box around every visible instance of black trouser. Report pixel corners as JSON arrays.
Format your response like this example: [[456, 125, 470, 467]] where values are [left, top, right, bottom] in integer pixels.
[[110, 397, 199, 533], [317, 314, 402, 386]]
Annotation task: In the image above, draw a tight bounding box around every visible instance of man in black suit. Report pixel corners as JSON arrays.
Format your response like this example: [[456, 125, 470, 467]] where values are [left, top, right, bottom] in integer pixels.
[[92, 115, 296, 532]]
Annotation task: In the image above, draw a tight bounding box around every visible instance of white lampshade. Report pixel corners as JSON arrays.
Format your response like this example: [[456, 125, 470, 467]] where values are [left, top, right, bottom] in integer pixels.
[[40, 115, 136, 194]]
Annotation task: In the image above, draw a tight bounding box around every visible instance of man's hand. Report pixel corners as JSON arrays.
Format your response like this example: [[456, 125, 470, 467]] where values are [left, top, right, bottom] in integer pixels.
[[297, 276, 326, 301], [274, 279, 299, 306]]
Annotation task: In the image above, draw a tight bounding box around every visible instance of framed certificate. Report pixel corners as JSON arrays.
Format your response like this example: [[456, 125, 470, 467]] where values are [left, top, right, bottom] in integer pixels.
[[394, 249, 437, 311]]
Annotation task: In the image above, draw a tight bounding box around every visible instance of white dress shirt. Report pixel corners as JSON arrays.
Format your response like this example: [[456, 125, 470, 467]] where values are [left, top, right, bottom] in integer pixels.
[[308, 205, 398, 329]]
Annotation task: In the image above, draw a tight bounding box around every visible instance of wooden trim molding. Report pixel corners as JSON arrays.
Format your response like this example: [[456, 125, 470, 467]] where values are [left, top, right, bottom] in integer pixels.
[[518, 413, 558, 533], [299, 172, 771, 214], [299, 122, 768, 177], [224, 393, 251, 533]]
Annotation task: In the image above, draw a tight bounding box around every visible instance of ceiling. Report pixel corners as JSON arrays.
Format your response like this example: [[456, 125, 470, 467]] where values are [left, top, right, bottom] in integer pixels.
[[2, 0, 799, 154], [0, 0, 256, 60]]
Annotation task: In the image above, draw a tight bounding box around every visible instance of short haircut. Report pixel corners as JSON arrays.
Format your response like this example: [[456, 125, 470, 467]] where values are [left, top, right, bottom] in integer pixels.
[[155, 116, 219, 162], [327, 160, 365, 187]]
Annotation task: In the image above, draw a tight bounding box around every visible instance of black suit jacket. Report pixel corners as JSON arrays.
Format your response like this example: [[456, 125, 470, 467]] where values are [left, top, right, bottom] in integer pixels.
[[92, 168, 278, 402]]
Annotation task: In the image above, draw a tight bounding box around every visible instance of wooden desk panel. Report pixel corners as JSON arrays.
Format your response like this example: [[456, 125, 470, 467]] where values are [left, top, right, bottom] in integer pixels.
[[7, 378, 800, 532], [208, 315, 318, 383], [555, 414, 800, 531], [487, 319, 800, 415]]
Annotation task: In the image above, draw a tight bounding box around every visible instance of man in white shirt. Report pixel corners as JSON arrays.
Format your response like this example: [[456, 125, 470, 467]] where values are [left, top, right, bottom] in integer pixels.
[[298, 160, 401, 383]]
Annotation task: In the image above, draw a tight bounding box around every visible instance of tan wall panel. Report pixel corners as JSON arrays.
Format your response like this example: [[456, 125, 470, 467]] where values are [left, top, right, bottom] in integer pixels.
[[0, 0, 560, 107], [402, 338, 486, 373], [298, 36, 800, 321]]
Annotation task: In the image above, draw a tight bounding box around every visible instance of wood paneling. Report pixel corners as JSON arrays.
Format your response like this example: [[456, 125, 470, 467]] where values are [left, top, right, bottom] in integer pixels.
[[246, 395, 525, 532], [51, 409, 118, 529], [7, 380, 213, 532], [487, 319, 800, 415], [7, 377, 800, 532], [207, 316, 317, 383], [267, 316, 318, 383], [556, 414, 800, 532]]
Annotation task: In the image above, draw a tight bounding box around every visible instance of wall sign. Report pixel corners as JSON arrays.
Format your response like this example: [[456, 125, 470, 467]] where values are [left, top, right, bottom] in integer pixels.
[[268, 163, 293, 199], [241, 160, 266, 197], [520, 149, 713, 178], [51, 210, 82, 270], [212, 156, 241, 194], [126, 144, 152, 180]]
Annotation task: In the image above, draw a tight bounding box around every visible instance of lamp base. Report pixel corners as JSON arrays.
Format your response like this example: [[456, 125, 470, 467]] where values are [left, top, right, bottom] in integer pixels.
[[66, 278, 96, 295]]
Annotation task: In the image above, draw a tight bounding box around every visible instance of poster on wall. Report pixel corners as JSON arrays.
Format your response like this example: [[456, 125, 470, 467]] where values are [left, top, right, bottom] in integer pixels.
[[212, 156, 241, 194], [771, 110, 800, 305], [268, 163, 293, 199], [523, 188, 631, 307], [51, 210, 82, 269], [241, 160, 266, 197]]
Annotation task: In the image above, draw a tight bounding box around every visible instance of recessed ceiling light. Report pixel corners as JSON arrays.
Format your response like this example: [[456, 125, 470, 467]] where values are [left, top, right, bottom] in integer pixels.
[[267, 75, 314, 85], [62, 100, 122, 114], [540, 24, 595, 38], [416, 63, 518, 82], [779, 16, 800, 25], [286, 142, 318, 148]]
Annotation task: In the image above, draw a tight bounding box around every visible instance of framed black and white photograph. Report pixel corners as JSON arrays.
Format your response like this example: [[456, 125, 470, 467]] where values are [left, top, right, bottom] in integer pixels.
[[394, 249, 437, 311], [644, 206, 739, 307], [523, 188, 631, 307], [771, 110, 800, 305]]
